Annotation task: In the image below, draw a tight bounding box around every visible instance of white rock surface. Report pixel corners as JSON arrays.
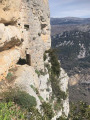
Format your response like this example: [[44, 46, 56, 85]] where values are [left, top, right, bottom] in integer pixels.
[[60, 68, 69, 92], [14, 65, 41, 109], [39, 74, 52, 101], [0, 23, 21, 49], [52, 68, 69, 119], [60, 68, 69, 117]]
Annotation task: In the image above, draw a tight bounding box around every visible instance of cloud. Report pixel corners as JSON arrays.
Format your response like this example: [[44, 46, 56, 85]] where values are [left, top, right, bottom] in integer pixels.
[[49, 0, 90, 18]]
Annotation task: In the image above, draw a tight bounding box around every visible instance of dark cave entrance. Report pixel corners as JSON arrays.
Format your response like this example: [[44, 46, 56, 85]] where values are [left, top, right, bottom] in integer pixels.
[[24, 24, 29, 31], [17, 54, 31, 66], [17, 58, 27, 65]]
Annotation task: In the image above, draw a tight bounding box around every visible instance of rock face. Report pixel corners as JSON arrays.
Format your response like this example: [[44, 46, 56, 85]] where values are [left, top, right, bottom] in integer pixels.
[[17, 0, 51, 69], [0, 0, 69, 119], [0, 24, 22, 52], [13, 65, 69, 119], [0, 0, 20, 24], [0, 0, 51, 80], [0, 48, 20, 80]]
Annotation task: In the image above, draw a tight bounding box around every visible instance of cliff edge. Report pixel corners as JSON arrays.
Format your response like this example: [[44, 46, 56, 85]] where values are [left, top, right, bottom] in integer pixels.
[[0, 0, 69, 119]]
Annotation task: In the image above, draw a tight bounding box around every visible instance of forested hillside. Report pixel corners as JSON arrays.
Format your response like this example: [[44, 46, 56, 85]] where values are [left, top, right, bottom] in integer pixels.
[[51, 18, 90, 104], [52, 30, 90, 75]]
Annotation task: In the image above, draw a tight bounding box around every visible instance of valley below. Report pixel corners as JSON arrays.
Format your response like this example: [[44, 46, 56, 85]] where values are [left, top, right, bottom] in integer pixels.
[[51, 17, 90, 104]]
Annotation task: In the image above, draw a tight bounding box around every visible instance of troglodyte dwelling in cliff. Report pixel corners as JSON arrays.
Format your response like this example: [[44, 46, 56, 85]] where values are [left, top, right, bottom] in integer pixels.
[[0, 0, 69, 119]]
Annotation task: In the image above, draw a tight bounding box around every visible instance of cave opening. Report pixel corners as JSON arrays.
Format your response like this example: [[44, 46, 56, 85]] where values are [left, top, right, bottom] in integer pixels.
[[24, 24, 29, 31], [17, 54, 31, 66], [17, 58, 27, 65]]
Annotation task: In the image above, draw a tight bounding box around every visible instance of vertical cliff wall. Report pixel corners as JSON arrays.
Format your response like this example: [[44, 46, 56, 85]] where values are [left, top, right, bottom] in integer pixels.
[[0, 0, 51, 80], [18, 0, 51, 69], [0, 0, 69, 119]]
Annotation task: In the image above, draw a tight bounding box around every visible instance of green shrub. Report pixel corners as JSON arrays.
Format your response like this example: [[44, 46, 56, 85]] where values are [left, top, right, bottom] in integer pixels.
[[30, 85, 36, 92], [6, 72, 12, 79], [43, 52, 47, 61], [28, 107, 43, 120], [50, 75, 67, 101], [35, 69, 46, 77], [45, 49, 60, 77], [14, 91, 37, 109], [45, 49, 67, 102], [0, 102, 27, 120], [30, 85, 39, 94], [6, 72, 16, 83], [69, 101, 90, 120], [40, 70, 46, 76], [41, 102, 54, 120], [1, 88, 37, 109], [46, 88, 50, 92], [57, 116, 68, 120], [0, 101, 47, 120], [35, 69, 41, 77], [38, 95, 44, 102], [54, 102, 62, 112], [44, 63, 51, 73]]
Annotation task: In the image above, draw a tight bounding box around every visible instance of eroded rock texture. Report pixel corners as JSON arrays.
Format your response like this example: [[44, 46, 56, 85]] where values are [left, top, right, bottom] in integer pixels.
[[0, 0, 51, 80], [0, 1, 69, 118], [18, 0, 51, 69]]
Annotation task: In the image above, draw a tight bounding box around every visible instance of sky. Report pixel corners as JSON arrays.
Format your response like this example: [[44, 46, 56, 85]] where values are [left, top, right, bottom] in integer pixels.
[[49, 0, 90, 18]]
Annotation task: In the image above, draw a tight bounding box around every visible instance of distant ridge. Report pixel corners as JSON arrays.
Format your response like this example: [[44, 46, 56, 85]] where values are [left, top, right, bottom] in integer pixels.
[[51, 17, 90, 25]]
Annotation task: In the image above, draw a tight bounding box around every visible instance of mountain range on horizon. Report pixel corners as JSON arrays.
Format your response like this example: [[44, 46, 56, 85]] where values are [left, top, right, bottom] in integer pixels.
[[50, 17, 90, 36], [51, 17, 90, 19], [51, 17, 90, 25]]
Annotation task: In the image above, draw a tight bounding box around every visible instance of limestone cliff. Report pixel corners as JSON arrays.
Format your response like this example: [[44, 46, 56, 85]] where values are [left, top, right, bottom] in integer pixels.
[[0, 0, 69, 119], [0, 0, 51, 80]]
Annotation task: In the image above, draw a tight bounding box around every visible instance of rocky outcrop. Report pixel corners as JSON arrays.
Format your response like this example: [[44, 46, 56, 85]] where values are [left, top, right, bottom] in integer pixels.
[[0, 0, 51, 80], [0, 24, 22, 52], [0, 0, 20, 24], [0, 0, 69, 119], [11, 64, 69, 119], [0, 0, 22, 80], [0, 48, 20, 80], [18, 0, 51, 69]]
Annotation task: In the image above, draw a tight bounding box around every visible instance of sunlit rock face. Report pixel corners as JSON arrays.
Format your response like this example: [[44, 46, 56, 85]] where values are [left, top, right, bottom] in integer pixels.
[[0, 0, 21, 24], [0, 0, 69, 119], [0, 0, 51, 80], [13, 65, 69, 119], [17, 0, 51, 69]]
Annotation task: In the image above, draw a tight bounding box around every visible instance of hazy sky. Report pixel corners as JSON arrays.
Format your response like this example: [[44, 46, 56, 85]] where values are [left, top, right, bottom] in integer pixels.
[[49, 0, 90, 18]]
